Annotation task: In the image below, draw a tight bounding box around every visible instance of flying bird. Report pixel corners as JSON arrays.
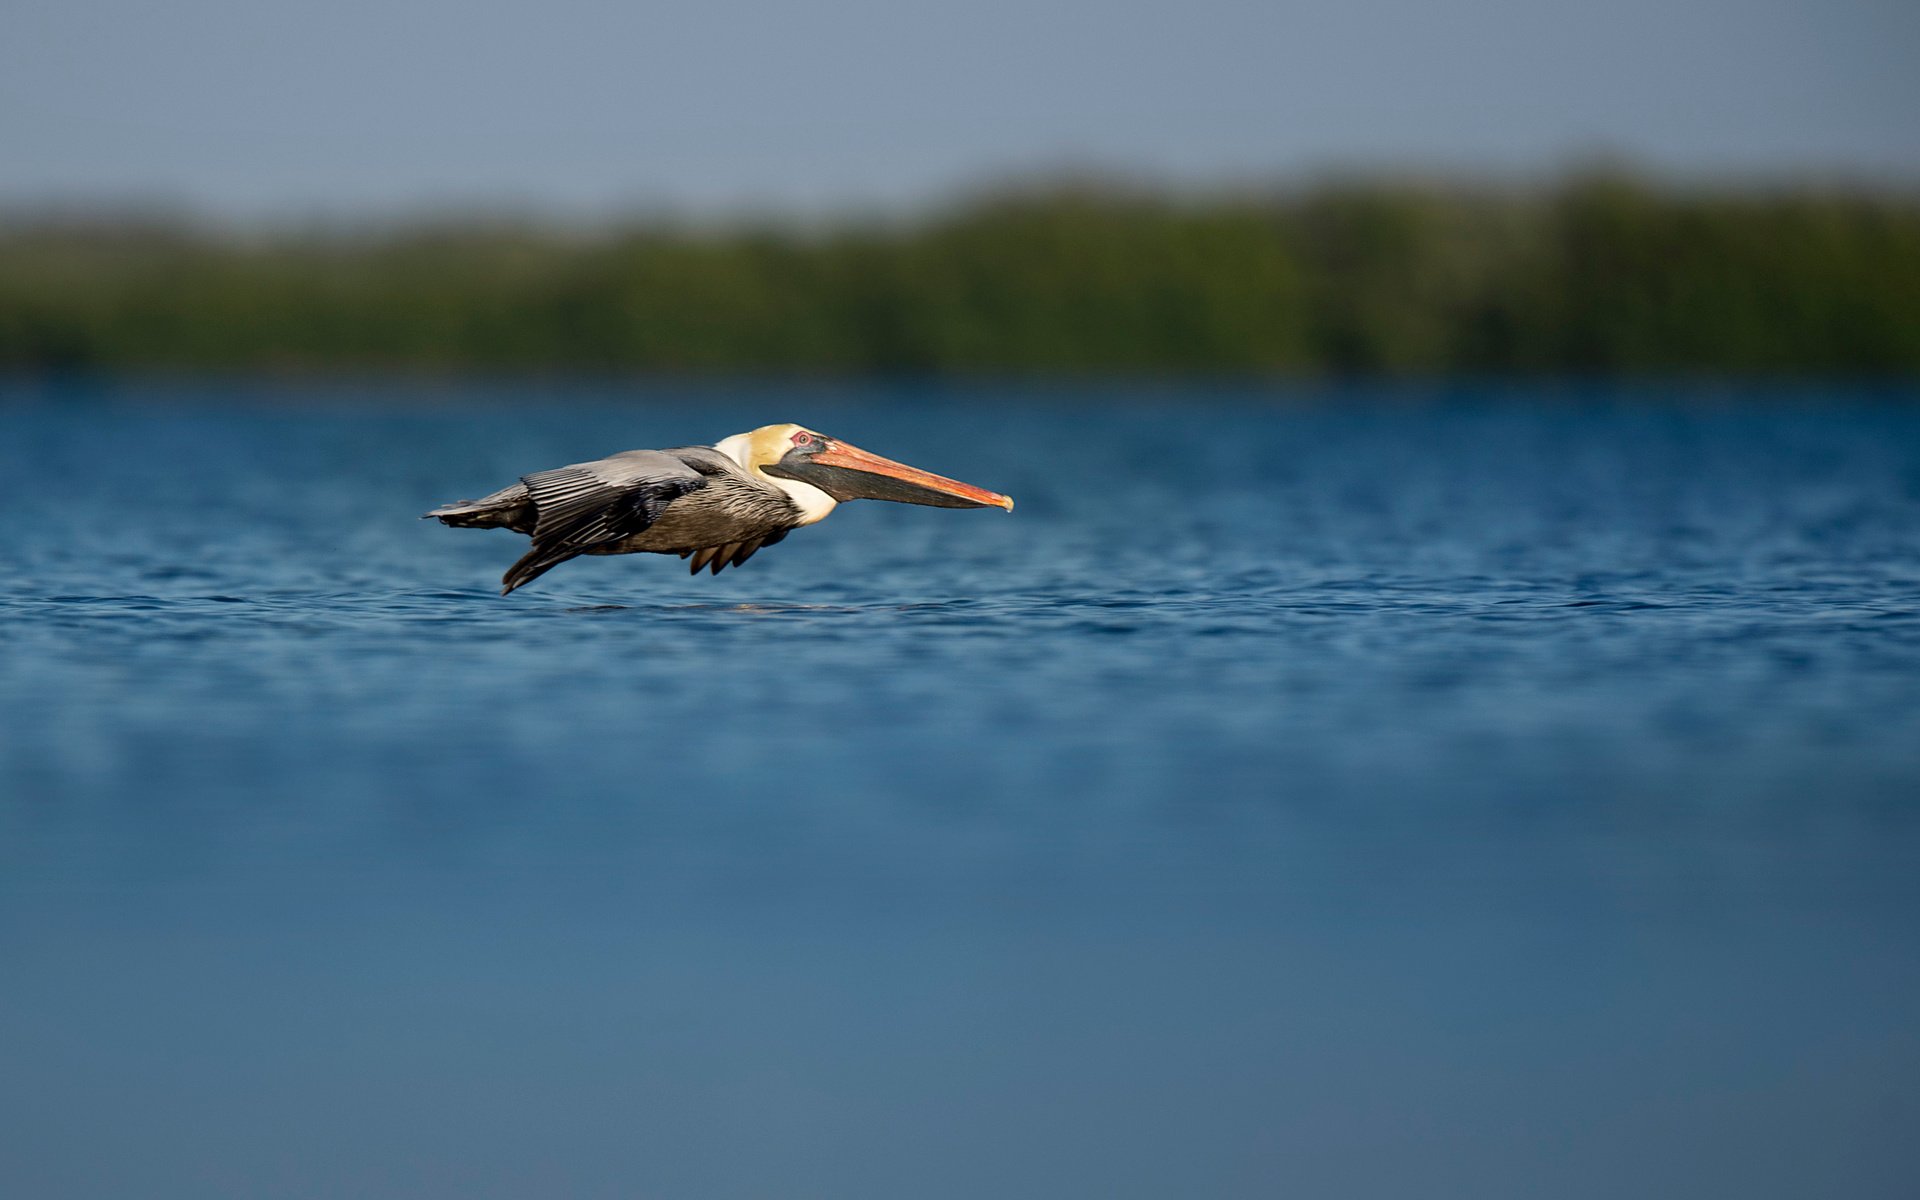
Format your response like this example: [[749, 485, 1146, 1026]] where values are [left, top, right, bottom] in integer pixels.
[[426, 424, 1014, 594]]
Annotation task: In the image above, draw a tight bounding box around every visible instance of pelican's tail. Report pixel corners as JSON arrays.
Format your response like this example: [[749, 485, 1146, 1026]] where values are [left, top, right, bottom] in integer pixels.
[[423, 482, 534, 532]]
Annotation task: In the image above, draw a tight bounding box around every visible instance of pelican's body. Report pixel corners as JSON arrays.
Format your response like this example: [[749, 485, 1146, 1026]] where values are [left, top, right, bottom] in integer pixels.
[[426, 424, 1012, 594]]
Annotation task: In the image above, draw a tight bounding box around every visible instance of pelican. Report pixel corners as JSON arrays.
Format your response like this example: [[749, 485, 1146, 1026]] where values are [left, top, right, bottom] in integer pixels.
[[426, 423, 1014, 594]]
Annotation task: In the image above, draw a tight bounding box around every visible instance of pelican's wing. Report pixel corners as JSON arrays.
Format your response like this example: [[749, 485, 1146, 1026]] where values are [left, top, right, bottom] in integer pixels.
[[684, 528, 790, 576], [501, 450, 706, 594]]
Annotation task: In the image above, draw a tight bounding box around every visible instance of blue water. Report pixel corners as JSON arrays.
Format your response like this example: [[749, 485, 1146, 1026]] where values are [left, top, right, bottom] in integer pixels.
[[3, 378, 1918, 1198]]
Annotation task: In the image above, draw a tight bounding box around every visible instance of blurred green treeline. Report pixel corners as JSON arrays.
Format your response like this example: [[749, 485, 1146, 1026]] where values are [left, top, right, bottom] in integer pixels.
[[3, 174, 1917, 375]]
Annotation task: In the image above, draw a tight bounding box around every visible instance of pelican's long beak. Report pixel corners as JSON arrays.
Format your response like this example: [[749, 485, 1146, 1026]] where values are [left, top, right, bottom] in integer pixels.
[[775, 440, 1015, 511]]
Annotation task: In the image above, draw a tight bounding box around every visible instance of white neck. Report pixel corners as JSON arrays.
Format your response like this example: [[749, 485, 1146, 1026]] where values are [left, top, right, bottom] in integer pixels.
[[714, 432, 839, 526], [766, 476, 838, 525]]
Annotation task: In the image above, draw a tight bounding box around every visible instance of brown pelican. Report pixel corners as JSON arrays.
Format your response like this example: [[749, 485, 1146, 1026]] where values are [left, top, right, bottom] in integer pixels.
[[426, 424, 1014, 594]]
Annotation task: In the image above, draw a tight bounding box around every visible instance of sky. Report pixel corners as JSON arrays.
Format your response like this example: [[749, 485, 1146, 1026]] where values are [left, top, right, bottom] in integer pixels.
[[2, 0, 1916, 218]]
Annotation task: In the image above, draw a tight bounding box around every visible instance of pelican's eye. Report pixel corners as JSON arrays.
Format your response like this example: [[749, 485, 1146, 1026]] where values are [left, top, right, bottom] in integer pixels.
[[791, 431, 821, 450]]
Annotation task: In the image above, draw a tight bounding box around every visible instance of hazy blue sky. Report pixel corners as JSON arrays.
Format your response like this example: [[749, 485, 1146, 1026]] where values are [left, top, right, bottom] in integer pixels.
[[3, 0, 1915, 217]]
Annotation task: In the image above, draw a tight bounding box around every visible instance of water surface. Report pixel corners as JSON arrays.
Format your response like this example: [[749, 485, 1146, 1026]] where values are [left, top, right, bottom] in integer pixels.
[[3, 379, 1918, 1198]]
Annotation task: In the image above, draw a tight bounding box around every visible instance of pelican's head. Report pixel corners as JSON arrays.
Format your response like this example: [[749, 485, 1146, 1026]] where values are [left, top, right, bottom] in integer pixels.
[[716, 424, 1014, 524]]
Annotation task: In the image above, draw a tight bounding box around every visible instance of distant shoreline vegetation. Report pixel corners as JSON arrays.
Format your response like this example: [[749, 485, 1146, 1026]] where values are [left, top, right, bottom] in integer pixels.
[[3, 174, 1917, 376]]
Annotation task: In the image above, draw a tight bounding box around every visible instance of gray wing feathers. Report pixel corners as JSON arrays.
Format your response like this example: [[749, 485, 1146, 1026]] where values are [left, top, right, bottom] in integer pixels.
[[501, 452, 706, 594]]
